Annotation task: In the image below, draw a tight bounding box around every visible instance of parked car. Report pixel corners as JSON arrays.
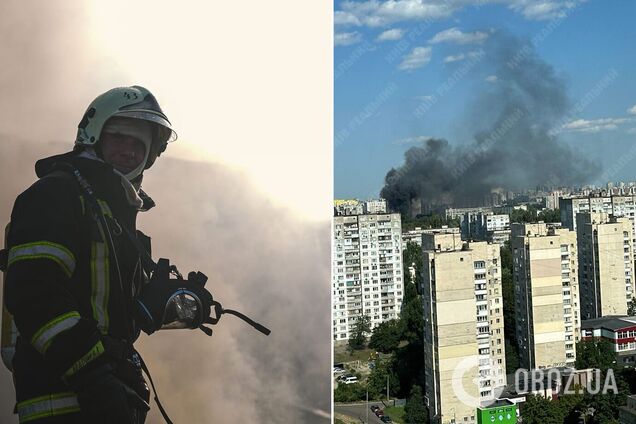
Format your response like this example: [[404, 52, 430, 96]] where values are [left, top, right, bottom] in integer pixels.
[[380, 416, 392, 423], [375, 409, 384, 417], [342, 376, 358, 384], [333, 367, 345, 374], [370, 405, 380, 413]]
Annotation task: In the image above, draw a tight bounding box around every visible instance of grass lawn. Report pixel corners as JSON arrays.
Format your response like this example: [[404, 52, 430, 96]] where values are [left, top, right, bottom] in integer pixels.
[[334, 347, 376, 363], [383, 405, 406, 424]]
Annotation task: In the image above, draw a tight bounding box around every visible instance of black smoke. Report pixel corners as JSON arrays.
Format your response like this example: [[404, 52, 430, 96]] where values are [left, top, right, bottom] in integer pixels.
[[382, 33, 599, 215]]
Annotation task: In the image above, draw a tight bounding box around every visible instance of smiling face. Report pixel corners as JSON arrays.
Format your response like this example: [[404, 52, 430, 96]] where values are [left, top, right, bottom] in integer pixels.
[[100, 131, 147, 175], [99, 117, 153, 177]]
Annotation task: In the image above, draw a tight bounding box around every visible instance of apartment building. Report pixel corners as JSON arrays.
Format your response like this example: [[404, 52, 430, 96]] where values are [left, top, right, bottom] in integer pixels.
[[364, 199, 387, 214], [422, 233, 506, 424], [560, 195, 636, 241], [576, 213, 635, 319], [333, 213, 404, 340], [511, 222, 580, 369]]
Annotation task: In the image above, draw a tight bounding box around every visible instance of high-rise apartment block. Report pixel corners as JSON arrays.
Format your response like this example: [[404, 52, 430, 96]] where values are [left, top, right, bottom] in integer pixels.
[[576, 213, 635, 319], [511, 223, 580, 370], [333, 213, 404, 341], [560, 195, 636, 241], [422, 233, 506, 424]]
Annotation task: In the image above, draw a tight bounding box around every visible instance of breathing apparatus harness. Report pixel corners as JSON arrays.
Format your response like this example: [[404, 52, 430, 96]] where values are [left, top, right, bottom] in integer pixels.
[[27, 162, 271, 424]]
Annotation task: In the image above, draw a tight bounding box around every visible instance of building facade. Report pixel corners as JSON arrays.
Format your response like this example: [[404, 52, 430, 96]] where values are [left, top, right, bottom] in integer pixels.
[[511, 223, 580, 369], [581, 316, 636, 368], [422, 235, 506, 424], [333, 213, 404, 340], [560, 195, 636, 242], [576, 213, 635, 319]]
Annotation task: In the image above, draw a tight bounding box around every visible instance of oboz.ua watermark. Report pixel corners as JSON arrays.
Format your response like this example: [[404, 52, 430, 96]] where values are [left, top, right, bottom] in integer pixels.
[[513, 368, 619, 395], [451, 359, 619, 408]]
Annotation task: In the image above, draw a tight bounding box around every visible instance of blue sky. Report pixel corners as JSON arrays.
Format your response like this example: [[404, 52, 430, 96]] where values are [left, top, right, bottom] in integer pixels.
[[334, 0, 636, 199]]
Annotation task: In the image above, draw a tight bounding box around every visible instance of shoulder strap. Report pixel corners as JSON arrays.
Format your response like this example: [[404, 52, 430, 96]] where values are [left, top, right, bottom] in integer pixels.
[[51, 163, 157, 276]]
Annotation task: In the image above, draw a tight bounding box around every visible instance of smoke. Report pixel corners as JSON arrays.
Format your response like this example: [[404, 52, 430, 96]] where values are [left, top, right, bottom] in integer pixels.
[[381, 32, 599, 214], [0, 138, 331, 423]]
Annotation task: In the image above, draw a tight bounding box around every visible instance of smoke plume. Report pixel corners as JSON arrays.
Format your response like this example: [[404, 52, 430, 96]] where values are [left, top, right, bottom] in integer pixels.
[[381, 33, 599, 215]]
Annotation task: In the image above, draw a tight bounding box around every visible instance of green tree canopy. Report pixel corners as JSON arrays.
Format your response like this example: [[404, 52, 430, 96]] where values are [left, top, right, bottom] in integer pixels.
[[575, 339, 616, 370], [367, 358, 400, 399], [369, 319, 402, 353], [404, 385, 428, 424], [348, 314, 372, 351], [333, 382, 367, 403], [520, 394, 566, 424], [537, 208, 561, 223], [628, 297, 636, 316]]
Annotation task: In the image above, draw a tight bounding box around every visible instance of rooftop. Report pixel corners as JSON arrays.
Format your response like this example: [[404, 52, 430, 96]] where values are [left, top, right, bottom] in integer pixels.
[[581, 315, 636, 331]]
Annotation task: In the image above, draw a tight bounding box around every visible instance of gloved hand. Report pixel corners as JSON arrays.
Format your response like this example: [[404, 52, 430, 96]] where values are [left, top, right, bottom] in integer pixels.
[[71, 364, 150, 424], [135, 258, 213, 335]]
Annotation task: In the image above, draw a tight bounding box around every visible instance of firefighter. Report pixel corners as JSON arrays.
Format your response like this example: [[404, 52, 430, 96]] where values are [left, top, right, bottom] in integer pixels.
[[4, 86, 177, 423]]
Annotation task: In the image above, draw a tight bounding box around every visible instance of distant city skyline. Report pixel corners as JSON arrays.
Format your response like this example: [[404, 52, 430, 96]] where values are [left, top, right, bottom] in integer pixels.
[[335, 0, 636, 199]]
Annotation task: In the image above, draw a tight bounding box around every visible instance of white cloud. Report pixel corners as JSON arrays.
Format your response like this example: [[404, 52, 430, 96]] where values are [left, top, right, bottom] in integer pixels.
[[337, 0, 457, 27], [394, 135, 432, 145], [628, 105, 636, 115], [335, 1, 584, 28], [562, 117, 633, 133], [485, 75, 498, 83], [376, 28, 404, 41], [334, 10, 362, 26], [509, 1, 580, 20], [398, 46, 432, 71], [444, 53, 465, 63], [334, 31, 363, 46], [429, 27, 489, 44]]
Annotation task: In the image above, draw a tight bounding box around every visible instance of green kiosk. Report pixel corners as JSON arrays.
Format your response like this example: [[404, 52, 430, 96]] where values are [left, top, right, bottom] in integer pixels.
[[477, 400, 517, 424]]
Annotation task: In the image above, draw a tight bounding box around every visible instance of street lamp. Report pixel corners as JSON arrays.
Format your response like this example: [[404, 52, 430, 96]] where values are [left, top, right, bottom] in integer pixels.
[[366, 385, 369, 424]]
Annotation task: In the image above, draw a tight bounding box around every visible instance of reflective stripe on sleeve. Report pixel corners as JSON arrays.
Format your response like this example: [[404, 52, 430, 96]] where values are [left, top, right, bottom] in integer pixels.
[[17, 392, 80, 423], [31, 311, 81, 355], [90, 241, 110, 333], [63, 340, 105, 378], [8, 241, 76, 277]]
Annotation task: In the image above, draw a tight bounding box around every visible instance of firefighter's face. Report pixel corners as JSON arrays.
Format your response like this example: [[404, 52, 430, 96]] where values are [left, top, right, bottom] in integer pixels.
[[100, 132, 147, 175]]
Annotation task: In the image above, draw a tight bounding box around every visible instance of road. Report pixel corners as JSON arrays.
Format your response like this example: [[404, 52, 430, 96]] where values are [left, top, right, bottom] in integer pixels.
[[334, 402, 390, 424]]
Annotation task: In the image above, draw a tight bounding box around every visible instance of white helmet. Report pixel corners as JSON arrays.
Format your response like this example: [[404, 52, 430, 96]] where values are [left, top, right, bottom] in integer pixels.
[[76, 86, 177, 179]]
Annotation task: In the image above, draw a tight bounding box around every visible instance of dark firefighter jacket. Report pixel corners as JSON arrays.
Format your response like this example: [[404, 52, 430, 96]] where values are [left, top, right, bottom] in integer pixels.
[[4, 151, 153, 422]]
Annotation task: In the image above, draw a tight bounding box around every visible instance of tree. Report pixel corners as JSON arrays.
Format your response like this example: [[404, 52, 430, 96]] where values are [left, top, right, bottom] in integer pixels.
[[628, 297, 636, 316], [575, 339, 616, 370], [404, 385, 428, 424], [369, 320, 401, 353], [403, 241, 423, 286], [582, 368, 629, 424], [333, 382, 367, 402], [511, 207, 538, 223], [500, 241, 520, 373], [520, 394, 564, 424], [401, 242, 424, 345], [367, 358, 400, 399], [348, 314, 371, 351], [537, 208, 561, 223]]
